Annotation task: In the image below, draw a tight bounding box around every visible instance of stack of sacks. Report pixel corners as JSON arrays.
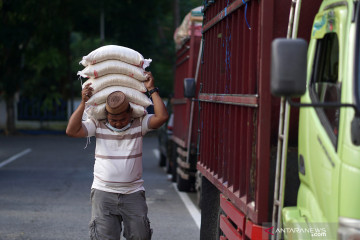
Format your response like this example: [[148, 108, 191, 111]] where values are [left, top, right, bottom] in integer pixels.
[[77, 45, 153, 120]]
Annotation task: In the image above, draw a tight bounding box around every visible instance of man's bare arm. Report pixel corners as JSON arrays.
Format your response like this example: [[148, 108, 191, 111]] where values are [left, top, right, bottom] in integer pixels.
[[144, 72, 169, 129], [66, 83, 93, 138]]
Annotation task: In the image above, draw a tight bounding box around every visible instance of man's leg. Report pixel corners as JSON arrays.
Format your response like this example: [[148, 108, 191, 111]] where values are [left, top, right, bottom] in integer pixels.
[[89, 189, 122, 240], [120, 191, 152, 240]]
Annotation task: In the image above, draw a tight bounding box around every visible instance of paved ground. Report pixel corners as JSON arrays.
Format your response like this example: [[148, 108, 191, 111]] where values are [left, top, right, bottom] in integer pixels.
[[0, 133, 200, 240]]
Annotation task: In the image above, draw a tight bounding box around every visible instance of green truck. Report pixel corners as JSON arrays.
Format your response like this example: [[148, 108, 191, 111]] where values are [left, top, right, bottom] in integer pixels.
[[272, 0, 360, 239]]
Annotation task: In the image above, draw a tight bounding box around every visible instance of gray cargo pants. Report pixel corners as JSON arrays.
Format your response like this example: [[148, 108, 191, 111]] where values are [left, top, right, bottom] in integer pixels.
[[89, 189, 152, 240]]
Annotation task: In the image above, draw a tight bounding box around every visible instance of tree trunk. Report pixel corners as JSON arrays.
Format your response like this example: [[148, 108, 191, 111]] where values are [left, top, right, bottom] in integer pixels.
[[5, 94, 16, 135]]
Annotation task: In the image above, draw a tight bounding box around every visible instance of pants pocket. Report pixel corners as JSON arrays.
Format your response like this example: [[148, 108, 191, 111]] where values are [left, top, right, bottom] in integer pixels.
[[89, 218, 99, 240]]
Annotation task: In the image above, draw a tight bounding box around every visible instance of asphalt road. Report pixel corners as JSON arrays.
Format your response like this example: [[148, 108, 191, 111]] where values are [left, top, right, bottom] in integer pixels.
[[0, 133, 200, 240]]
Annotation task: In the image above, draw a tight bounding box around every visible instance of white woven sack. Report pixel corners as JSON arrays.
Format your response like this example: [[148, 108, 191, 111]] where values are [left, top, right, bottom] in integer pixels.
[[86, 86, 152, 107], [82, 74, 147, 94], [77, 60, 148, 81], [85, 102, 147, 120], [79, 45, 152, 69]]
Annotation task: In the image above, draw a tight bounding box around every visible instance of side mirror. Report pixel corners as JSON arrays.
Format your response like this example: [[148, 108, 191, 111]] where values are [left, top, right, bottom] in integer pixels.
[[184, 78, 196, 98], [271, 38, 308, 97]]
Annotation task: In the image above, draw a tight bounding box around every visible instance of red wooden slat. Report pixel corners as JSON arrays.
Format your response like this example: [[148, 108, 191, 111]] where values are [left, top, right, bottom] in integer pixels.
[[254, 0, 273, 222], [232, 105, 239, 193], [220, 215, 242, 240], [198, 94, 258, 106], [220, 194, 246, 230]]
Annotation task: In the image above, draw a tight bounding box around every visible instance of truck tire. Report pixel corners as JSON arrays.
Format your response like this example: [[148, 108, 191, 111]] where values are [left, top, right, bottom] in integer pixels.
[[177, 173, 191, 191], [158, 152, 166, 167], [200, 176, 220, 240], [165, 155, 172, 174], [166, 139, 174, 174], [171, 142, 178, 182], [176, 171, 195, 192], [171, 162, 177, 182]]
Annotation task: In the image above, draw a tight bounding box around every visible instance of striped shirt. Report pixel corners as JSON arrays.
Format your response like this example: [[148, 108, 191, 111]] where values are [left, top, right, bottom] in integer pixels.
[[82, 114, 153, 194]]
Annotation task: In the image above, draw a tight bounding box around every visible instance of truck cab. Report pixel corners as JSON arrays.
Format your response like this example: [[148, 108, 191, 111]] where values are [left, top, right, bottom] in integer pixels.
[[273, 0, 360, 238]]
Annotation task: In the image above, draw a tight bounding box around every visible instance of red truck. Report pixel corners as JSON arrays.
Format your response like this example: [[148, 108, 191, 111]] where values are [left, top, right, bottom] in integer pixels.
[[170, 6, 203, 191], [169, 0, 326, 239]]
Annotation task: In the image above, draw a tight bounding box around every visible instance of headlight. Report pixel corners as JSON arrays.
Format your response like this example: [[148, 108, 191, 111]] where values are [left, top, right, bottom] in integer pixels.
[[338, 217, 360, 240]]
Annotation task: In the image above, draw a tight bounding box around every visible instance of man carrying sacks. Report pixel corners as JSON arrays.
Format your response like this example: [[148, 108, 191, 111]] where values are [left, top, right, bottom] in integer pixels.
[[66, 71, 168, 240], [77, 45, 153, 122]]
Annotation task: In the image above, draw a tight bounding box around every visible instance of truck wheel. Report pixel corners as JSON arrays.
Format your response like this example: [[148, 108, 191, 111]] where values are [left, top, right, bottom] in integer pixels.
[[171, 142, 178, 182], [177, 172, 192, 192], [166, 139, 173, 174], [165, 155, 172, 174], [200, 176, 220, 240], [171, 161, 177, 182], [158, 152, 166, 167]]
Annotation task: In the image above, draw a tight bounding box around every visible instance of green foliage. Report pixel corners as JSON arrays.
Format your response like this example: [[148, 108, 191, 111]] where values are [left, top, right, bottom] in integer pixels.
[[0, 0, 202, 106]]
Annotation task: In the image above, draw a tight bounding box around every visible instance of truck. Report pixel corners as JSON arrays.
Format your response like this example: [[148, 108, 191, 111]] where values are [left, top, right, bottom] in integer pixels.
[[169, 0, 360, 239], [270, 0, 360, 239], [170, 6, 203, 191]]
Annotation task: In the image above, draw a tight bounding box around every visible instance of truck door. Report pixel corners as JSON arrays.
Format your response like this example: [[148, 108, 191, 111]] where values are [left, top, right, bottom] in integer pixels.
[[297, 3, 348, 228]]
